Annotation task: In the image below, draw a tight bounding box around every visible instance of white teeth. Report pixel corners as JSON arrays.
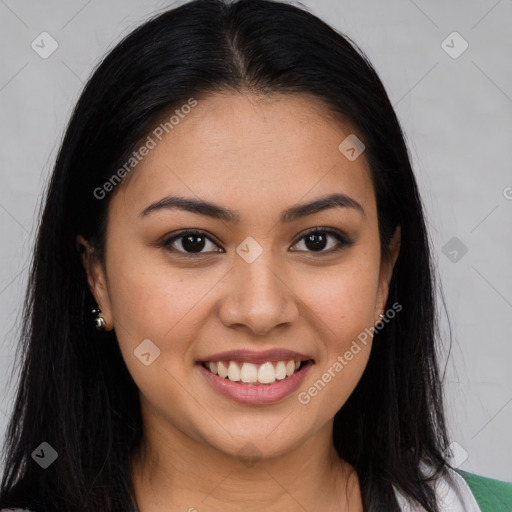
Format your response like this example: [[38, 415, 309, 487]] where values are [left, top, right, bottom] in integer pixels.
[[217, 361, 228, 378], [204, 359, 306, 384], [240, 362, 258, 383], [275, 361, 287, 380], [227, 361, 241, 381], [257, 362, 275, 384]]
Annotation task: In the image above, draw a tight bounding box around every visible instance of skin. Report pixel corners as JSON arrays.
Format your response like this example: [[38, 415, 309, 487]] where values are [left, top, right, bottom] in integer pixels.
[[78, 92, 400, 511]]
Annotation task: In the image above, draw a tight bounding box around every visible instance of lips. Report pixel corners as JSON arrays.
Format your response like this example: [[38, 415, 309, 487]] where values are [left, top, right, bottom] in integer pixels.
[[196, 348, 313, 365], [195, 348, 315, 404], [197, 359, 314, 405]]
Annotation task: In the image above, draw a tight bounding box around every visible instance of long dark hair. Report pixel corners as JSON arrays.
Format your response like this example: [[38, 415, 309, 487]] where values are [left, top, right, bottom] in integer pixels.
[[0, 0, 452, 510]]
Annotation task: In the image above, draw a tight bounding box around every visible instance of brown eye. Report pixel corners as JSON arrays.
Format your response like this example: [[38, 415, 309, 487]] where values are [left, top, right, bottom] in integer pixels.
[[290, 228, 353, 254], [160, 227, 353, 257], [161, 230, 223, 255]]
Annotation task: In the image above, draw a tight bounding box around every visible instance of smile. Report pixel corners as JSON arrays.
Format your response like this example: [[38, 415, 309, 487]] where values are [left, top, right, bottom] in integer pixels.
[[202, 359, 305, 385], [196, 359, 314, 405]]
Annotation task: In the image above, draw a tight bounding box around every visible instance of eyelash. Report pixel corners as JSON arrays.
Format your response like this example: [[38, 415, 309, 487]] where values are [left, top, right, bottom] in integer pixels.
[[160, 227, 354, 257]]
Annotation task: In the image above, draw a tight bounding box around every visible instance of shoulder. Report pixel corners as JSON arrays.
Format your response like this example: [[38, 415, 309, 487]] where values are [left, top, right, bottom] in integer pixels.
[[458, 470, 512, 512], [393, 465, 509, 511]]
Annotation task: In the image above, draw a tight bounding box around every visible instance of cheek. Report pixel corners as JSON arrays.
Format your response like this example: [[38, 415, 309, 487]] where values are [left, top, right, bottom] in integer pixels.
[[105, 252, 215, 403], [106, 242, 221, 341], [296, 255, 381, 343], [291, 253, 379, 412]]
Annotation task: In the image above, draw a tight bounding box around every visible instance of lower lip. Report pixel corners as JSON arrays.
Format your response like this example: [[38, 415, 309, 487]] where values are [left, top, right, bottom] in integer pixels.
[[197, 361, 314, 405]]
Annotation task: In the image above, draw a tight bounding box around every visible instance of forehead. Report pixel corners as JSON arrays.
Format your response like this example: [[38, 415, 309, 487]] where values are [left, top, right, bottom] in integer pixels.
[[110, 92, 376, 223]]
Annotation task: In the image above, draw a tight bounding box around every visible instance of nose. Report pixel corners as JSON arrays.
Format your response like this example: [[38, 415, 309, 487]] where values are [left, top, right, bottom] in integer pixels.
[[217, 253, 300, 336]]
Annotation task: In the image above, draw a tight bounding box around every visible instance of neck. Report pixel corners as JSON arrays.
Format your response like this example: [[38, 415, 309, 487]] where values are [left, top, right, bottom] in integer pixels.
[[130, 418, 362, 512]]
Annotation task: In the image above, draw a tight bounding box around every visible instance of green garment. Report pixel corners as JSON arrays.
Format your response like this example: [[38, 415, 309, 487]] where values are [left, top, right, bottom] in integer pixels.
[[459, 470, 512, 512]]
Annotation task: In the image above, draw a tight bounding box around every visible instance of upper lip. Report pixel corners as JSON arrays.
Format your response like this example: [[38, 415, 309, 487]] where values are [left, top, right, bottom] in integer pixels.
[[197, 349, 314, 365]]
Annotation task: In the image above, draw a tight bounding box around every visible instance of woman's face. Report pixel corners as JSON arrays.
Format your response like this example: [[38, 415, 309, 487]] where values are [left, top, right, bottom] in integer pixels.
[[82, 92, 400, 460]]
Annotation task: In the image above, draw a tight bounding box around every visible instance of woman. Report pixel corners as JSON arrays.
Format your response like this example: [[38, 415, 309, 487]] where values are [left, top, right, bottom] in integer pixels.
[[0, 0, 510, 510]]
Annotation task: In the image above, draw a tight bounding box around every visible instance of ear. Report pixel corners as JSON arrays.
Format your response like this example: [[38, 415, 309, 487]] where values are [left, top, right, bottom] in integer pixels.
[[76, 235, 113, 329], [375, 225, 401, 323]]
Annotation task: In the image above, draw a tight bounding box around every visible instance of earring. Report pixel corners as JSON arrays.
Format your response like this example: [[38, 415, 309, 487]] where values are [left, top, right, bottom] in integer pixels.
[[375, 313, 385, 327], [91, 307, 109, 331]]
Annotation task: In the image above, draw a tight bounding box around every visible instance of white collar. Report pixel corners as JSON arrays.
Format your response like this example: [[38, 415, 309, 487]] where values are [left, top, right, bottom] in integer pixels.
[[393, 466, 482, 511]]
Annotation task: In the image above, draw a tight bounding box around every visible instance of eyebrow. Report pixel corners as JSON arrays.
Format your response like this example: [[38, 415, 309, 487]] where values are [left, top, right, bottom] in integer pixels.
[[139, 192, 365, 223]]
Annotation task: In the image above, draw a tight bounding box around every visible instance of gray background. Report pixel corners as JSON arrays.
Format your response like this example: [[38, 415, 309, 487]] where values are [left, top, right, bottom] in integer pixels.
[[0, 0, 511, 480]]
